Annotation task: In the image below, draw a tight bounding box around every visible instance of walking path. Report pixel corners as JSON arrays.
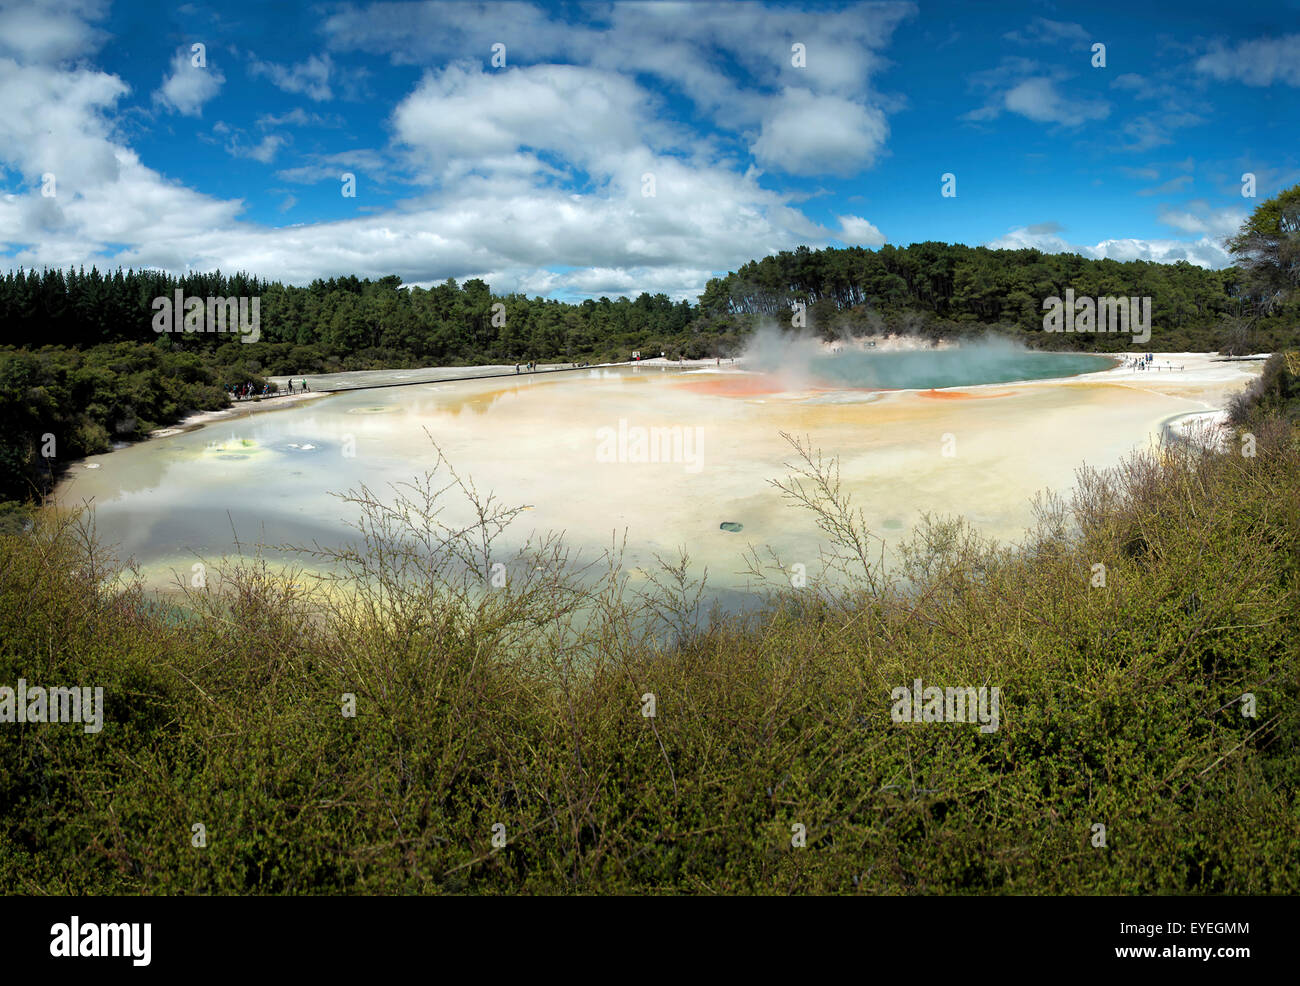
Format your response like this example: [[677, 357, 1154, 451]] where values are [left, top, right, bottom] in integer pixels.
[[271, 360, 634, 395], [150, 358, 707, 436]]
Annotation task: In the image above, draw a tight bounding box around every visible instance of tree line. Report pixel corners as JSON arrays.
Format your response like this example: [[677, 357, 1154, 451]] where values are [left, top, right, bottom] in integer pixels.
[[0, 269, 703, 368], [700, 241, 1295, 353], [1, 235, 1294, 370]]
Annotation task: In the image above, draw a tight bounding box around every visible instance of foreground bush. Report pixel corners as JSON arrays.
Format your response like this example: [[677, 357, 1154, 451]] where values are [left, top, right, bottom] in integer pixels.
[[1228, 351, 1300, 429], [1, 423, 1297, 895]]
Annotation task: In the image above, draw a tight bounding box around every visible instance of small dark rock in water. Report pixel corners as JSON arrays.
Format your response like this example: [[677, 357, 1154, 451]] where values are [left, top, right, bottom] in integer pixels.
[[719, 521, 743, 533]]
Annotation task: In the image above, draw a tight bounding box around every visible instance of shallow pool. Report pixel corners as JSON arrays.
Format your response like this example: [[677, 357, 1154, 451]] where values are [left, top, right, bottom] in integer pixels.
[[808, 348, 1113, 390]]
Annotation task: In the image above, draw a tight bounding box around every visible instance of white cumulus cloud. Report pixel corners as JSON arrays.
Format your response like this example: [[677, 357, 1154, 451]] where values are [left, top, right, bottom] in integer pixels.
[[1195, 35, 1300, 87], [249, 53, 336, 101], [752, 89, 889, 176], [986, 223, 1233, 269], [154, 47, 224, 117], [837, 215, 886, 246]]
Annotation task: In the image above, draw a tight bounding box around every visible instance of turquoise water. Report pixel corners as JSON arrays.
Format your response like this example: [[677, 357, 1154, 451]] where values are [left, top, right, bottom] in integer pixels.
[[808, 348, 1113, 390]]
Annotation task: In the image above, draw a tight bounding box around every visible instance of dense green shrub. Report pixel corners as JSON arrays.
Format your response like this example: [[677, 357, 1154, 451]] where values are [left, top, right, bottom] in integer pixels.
[[1, 420, 1296, 895], [0, 344, 241, 502], [1229, 351, 1300, 428]]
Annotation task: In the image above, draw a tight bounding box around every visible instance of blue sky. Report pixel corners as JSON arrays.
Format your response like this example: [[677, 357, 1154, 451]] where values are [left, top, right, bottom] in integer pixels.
[[1, 0, 1298, 302]]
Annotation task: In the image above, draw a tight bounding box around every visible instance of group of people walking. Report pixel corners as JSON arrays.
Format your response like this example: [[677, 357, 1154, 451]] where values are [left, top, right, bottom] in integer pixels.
[[228, 378, 310, 401], [1124, 353, 1183, 372], [515, 361, 594, 374]]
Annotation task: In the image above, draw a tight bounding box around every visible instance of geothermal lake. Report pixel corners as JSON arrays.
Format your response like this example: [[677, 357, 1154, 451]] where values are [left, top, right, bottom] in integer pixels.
[[804, 348, 1111, 389], [55, 346, 1260, 605]]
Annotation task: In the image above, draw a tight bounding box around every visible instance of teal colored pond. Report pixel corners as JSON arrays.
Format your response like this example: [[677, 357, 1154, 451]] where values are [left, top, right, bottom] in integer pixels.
[[808, 348, 1114, 390]]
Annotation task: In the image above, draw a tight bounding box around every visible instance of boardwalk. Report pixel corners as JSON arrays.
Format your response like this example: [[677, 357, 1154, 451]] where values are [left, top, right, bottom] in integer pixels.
[[250, 358, 704, 399], [292, 360, 632, 395]]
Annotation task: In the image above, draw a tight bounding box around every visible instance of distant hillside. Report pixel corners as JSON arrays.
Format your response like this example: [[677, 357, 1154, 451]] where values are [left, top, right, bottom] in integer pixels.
[[697, 242, 1297, 354], [2, 239, 1296, 369]]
